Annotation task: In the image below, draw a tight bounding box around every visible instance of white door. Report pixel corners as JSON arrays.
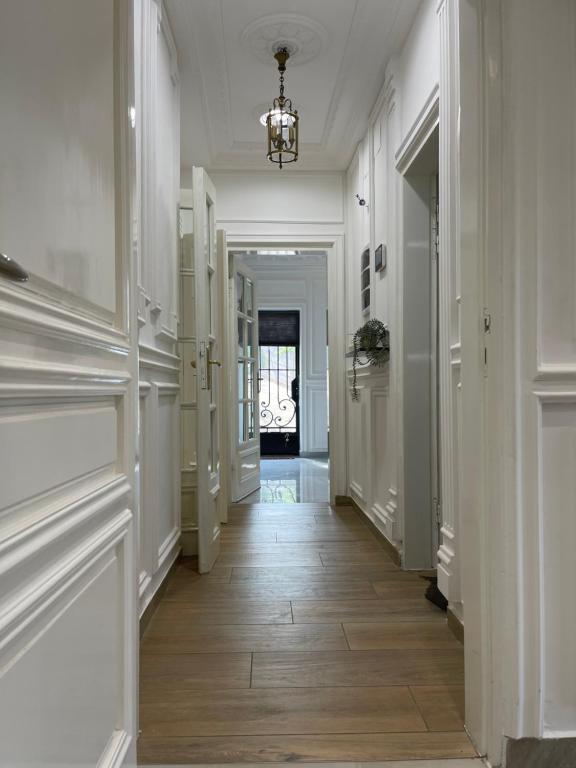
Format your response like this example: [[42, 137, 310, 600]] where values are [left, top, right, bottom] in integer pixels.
[[0, 2, 137, 766], [231, 258, 261, 501], [193, 167, 221, 572]]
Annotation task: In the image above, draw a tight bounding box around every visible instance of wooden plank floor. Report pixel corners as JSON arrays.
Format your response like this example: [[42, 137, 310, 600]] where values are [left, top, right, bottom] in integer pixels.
[[139, 503, 475, 764]]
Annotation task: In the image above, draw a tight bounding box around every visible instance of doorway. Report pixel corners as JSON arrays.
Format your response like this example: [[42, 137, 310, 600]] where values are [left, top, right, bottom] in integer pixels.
[[400, 125, 441, 569], [259, 310, 300, 457], [230, 250, 330, 504]]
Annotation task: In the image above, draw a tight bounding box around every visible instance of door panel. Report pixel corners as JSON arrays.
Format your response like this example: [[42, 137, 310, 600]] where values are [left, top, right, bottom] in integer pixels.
[[0, 2, 137, 765], [231, 260, 261, 501], [192, 168, 221, 572]]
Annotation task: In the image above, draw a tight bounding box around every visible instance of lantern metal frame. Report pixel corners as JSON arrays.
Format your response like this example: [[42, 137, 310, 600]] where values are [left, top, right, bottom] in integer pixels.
[[266, 48, 299, 169]]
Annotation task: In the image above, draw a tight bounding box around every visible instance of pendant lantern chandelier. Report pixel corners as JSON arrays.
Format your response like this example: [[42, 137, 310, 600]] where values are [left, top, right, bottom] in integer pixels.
[[265, 47, 299, 168]]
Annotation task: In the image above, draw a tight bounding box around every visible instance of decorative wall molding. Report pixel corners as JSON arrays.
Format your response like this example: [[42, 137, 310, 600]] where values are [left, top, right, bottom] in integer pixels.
[[0, 504, 131, 651], [0, 3, 138, 763], [395, 85, 439, 174], [0, 358, 131, 398], [349, 480, 364, 503], [0, 477, 130, 572], [136, 0, 181, 620], [535, 365, 576, 382], [436, 0, 461, 605], [240, 13, 329, 66], [139, 342, 180, 373], [0, 283, 129, 355]]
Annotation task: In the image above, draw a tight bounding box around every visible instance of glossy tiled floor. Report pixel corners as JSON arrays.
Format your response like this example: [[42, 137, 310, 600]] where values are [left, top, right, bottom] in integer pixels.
[[242, 457, 330, 504]]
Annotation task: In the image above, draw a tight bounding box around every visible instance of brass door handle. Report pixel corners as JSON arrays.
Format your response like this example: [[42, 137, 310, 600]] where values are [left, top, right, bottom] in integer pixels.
[[207, 353, 221, 390]]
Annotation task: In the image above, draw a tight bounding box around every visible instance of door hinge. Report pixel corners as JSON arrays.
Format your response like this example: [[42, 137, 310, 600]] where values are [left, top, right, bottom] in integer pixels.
[[433, 497, 442, 525], [483, 309, 491, 375]]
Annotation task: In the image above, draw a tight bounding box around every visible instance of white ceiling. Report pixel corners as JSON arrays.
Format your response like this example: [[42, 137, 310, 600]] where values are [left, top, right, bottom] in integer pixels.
[[166, 0, 421, 172]]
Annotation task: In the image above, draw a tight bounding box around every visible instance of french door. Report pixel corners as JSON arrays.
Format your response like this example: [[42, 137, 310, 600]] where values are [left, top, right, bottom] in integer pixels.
[[231, 259, 261, 501], [259, 310, 300, 456], [192, 168, 221, 572]]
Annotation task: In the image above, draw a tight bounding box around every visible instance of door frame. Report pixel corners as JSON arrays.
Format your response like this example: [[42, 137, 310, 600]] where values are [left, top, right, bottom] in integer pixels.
[[226, 235, 347, 504], [397, 112, 440, 570]]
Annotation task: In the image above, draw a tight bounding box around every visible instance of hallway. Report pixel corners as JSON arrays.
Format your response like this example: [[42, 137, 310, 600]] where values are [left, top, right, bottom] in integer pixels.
[[138, 503, 475, 764]]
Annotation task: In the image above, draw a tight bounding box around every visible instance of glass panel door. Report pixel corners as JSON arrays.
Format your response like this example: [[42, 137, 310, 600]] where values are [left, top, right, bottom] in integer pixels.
[[231, 259, 261, 502]]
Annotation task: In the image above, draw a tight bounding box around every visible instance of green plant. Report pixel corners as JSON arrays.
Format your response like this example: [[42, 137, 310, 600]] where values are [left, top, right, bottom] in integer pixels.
[[351, 319, 390, 401]]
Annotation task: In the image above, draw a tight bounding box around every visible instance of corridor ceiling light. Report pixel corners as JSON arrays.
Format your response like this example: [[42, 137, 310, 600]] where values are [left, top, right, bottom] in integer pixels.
[[264, 47, 299, 169]]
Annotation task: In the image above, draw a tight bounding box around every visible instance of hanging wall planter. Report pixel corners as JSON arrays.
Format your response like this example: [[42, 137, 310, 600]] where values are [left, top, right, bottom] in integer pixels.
[[349, 319, 390, 401]]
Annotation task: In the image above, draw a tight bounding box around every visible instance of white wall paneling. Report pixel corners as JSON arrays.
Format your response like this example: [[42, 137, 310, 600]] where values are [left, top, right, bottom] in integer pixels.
[[136, 0, 181, 615], [344, 0, 442, 569], [156, 383, 181, 567], [346, 368, 399, 548], [0, 2, 138, 764], [458, 0, 576, 761], [436, 0, 462, 619], [498, 0, 576, 745], [137, 349, 181, 616], [137, 0, 180, 345]]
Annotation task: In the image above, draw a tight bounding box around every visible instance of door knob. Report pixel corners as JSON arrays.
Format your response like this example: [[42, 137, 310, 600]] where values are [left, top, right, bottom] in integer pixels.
[[0, 253, 29, 282]]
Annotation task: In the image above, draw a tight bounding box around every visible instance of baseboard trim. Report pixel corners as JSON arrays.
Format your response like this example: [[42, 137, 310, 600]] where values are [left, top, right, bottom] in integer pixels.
[[139, 553, 181, 638], [336, 495, 402, 567], [447, 606, 464, 644], [506, 736, 576, 767]]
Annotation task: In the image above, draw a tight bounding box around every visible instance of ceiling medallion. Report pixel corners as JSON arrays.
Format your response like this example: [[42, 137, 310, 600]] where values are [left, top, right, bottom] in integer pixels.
[[264, 47, 299, 169], [241, 13, 328, 67]]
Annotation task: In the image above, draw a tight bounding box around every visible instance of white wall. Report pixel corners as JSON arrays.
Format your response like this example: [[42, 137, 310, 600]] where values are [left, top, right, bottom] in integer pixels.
[[183, 169, 347, 238], [136, 0, 181, 616], [242, 254, 329, 455], [344, 0, 443, 568]]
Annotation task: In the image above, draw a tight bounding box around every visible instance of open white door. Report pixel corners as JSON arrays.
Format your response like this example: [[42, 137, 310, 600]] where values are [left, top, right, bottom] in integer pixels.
[[192, 167, 221, 572], [0, 2, 137, 764], [231, 258, 261, 501]]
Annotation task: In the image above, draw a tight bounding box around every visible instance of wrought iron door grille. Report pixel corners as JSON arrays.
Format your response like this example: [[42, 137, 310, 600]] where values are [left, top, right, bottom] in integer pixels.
[[259, 344, 297, 433]]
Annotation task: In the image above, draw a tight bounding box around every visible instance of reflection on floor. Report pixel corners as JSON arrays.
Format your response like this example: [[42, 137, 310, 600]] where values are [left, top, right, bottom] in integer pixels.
[[242, 457, 330, 504], [138, 502, 475, 764]]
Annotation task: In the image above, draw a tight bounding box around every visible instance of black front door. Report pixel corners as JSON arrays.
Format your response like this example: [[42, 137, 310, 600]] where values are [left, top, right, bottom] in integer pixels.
[[258, 310, 300, 456]]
